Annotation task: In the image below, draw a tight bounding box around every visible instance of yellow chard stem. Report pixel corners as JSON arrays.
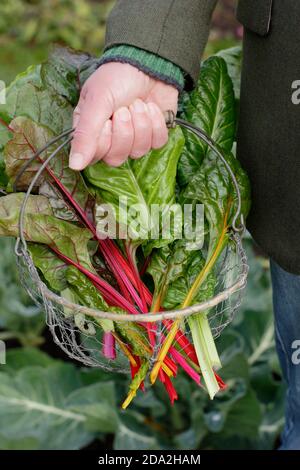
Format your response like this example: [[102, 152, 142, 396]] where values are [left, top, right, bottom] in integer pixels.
[[182, 223, 229, 309], [122, 390, 137, 410], [112, 332, 138, 367], [161, 362, 174, 377], [150, 320, 179, 384], [184, 214, 230, 399], [150, 207, 230, 389], [122, 361, 149, 409]]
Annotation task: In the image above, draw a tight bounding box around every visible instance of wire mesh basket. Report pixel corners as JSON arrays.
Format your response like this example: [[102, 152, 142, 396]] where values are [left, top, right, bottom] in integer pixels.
[[14, 111, 249, 373]]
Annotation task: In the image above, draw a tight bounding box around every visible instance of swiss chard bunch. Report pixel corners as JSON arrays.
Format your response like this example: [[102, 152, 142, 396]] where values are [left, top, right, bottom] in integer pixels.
[[0, 46, 250, 407]]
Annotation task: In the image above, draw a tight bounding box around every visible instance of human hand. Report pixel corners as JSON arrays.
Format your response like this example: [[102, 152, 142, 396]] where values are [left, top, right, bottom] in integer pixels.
[[69, 62, 179, 170]]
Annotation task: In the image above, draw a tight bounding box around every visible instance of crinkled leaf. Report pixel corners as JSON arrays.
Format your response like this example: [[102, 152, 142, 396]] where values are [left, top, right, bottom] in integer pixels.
[[4, 116, 59, 189], [0, 193, 53, 237], [163, 250, 216, 309], [0, 193, 93, 270], [0, 65, 42, 123], [178, 56, 236, 186], [184, 151, 251, 266], [41, 45, 93, 106], [0, 64, 72, 135], [39, 180, 77, 221], [147, 240, 215, 309], [4, 116, 94, 219]]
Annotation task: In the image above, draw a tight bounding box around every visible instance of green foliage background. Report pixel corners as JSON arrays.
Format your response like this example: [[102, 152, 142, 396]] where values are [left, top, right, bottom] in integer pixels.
[[0, 0, 114, 84], [0, 0, 285, 451]]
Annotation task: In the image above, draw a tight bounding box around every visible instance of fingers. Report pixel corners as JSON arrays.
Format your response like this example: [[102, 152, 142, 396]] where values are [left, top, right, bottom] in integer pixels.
[[98, 101, 168, 166], [147, 102, 168, 149], [70, 95, 170, 170], [129, 99, 152, 159], [69, 90, 113, 170], [102, 107, 134, 166]]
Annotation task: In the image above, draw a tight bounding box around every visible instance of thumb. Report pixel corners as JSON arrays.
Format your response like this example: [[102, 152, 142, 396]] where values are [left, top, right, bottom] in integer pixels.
[[69, 91, 113, 170]]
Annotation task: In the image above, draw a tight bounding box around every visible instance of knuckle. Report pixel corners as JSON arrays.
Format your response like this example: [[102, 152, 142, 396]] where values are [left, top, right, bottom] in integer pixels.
[[154, 133, 168, 149], [119, 130, 134, 140], [131, 147, 150, 158], [155, 121, 168, 134], [73, 128, 90, 140], [153, 140, 166, 150], [134, 118, 151, 131], [104, 156, 128, 167]]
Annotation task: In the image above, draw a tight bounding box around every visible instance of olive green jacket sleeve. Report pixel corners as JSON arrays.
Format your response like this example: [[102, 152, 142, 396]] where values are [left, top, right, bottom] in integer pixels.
[[104, 0, 218, 87]]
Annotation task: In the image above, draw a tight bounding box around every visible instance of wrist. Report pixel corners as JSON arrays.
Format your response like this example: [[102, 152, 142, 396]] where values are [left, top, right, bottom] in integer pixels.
[[98, 45, 185, 92]]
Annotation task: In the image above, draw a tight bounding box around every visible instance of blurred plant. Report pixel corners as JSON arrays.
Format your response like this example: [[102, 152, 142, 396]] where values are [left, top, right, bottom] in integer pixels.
[[212, 0, 242, 39], [0, 237, 44, 346], [0, 0, 114, 53], [0, 0, 241, 54]]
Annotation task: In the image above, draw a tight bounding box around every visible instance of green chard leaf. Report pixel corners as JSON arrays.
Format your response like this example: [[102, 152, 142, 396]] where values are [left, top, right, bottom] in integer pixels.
[[0, 158, 8, 188], [29, 244, 69, 292], [115, 321, 151, 360], [85, 127, 185, 246], [184, 151, 251, 269], [40, 45, 93, 106], [178, 56, 236, 186], [0, 68, 72, 136], [3, 116, 94, 219], [66, 265, 114, 332], [216, 46, 243, 101], [163, 250, 216, 310], [0, 45, 99, 138], [147, 240, 192, 311]]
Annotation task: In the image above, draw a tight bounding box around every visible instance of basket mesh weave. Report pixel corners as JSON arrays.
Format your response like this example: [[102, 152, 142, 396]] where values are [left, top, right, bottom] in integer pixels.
[[15, 232, 248, 372]]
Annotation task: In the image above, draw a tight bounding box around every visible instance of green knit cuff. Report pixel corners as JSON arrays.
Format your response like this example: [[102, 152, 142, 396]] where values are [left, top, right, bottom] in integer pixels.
[[98, 45, 185, 92]]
